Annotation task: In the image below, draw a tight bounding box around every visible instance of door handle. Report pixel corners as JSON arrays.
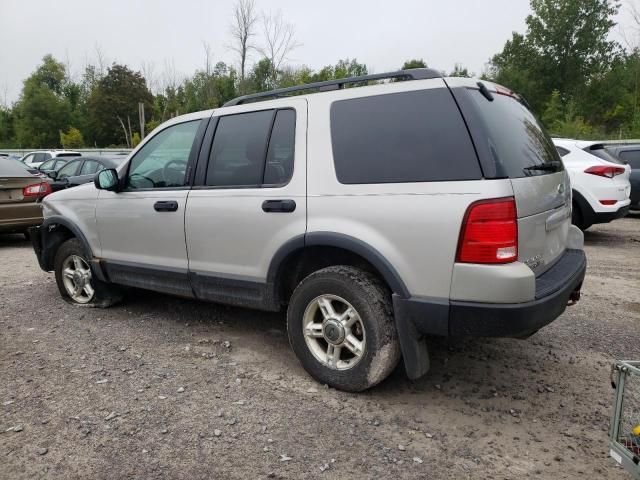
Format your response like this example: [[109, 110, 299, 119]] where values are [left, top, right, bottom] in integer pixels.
[[154, 200, 179, 212], [262, 199, 296, 213]]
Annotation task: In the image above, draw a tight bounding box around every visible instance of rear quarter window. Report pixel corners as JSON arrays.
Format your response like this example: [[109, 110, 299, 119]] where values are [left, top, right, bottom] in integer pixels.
[[330, 89, 481, 184]]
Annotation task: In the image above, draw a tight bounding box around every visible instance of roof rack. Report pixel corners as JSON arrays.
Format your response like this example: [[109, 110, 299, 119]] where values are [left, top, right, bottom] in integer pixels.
[[223, 68, 442, 107]]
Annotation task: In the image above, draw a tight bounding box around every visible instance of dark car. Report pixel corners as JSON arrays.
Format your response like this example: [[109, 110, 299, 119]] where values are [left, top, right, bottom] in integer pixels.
[[605, 143, 640, 210], [38, 157, 70, 175], [48, 156, 124, 192]]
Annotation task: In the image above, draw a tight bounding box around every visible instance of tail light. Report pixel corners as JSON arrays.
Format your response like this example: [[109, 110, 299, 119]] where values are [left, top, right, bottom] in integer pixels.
[[457, 197, 518, 264], [23, 182, 52, 197], [584, 165, 625, 178]]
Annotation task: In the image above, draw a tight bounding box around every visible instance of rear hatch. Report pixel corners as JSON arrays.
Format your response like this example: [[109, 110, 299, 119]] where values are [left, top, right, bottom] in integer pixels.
[[584, 144, 632, 201], [448, 80, 572, 276]]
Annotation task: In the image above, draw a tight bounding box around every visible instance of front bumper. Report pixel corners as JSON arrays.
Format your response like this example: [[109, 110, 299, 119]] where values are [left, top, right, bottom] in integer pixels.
[[393, 249, 586, 379]]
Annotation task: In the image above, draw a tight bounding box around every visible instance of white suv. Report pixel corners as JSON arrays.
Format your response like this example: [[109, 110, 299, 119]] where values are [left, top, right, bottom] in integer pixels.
[[553, 139, 631, 230], [30, 70, 587, 391], [22, 150, 81, 169]]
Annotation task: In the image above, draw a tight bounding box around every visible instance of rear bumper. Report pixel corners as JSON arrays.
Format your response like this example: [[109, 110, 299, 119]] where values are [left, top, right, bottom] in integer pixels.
[[574, 189, 629, 225], [0, 202, 43, 233], [448, 249, 586, 337], [393, 249, 586, 379]]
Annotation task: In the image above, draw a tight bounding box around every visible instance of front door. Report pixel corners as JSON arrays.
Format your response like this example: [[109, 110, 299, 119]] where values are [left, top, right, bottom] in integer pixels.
[[95, 119, 206, 297], [185, 100, 307, 309]]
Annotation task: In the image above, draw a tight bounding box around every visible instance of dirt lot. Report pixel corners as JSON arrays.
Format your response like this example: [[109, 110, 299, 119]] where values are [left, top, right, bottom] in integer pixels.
[[1, 215, 640, 479]]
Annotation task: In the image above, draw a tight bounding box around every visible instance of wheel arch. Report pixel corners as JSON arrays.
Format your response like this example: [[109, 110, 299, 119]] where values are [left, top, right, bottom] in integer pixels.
[[38, 217, 103, 278], [267, 232, 410, 306]]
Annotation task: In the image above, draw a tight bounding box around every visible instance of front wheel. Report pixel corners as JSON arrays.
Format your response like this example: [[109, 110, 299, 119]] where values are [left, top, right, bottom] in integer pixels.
[[54, 238, 122, 307], [287, 266, 401, 392]]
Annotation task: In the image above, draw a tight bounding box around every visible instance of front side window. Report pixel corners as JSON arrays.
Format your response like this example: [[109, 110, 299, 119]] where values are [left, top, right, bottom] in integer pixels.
[[126, 120, 201, 189], [23, 154, 34, 164], [80, 160, 100, 175], [57, 160, 81, 179]]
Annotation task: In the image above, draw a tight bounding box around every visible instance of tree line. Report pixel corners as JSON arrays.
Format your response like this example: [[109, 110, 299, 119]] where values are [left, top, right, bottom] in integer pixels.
[[0, 0, 638, 149]]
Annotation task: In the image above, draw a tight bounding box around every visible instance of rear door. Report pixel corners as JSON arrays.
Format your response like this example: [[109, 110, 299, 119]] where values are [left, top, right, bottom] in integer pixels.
[[454, 83, 571, 275], [185, 100, 306, 308]]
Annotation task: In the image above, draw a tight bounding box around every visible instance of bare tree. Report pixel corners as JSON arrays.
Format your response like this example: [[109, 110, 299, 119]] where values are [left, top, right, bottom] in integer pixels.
[[202, 41, 214, 75], [229, 0, 258, 81], [140, 60, 158, 94], [94, 43, 108, 78], [257, 10, 301, 86]]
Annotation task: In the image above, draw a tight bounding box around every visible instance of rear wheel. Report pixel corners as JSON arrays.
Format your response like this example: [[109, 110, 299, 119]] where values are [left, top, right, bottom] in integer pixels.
[[54, 238, 122, 307], [572, 202, 591, 231], [287, 266, 401, 392]]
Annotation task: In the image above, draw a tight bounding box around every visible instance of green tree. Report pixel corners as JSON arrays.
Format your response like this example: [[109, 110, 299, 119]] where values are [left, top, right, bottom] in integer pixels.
[[401, 59, 427, 69], [449, 64, 472, 77], [489, 0, 620, 112], [14, 55, 72, 147], [87, 64, 153, 146], [60, 127, 84, 148]]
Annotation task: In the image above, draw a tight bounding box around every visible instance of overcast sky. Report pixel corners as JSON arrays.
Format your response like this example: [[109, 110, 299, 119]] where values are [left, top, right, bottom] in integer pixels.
[[0, 0, 634, 104]]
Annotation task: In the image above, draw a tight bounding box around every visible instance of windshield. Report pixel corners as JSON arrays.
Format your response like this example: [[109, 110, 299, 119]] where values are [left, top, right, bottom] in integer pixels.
[[469, 90, 563, 178]]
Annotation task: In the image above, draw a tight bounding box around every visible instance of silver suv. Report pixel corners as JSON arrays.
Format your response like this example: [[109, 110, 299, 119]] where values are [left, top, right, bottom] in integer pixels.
[[30, 69, 586, 391]]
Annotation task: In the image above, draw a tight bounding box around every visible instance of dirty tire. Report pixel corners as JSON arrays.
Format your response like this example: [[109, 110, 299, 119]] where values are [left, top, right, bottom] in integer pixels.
[[572, 202, 591, 231], [54, 238, 122, 308], [287, 266, 401, 392]]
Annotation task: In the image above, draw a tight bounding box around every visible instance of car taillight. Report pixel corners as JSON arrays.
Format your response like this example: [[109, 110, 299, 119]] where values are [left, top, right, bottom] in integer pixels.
[[23, 182, 52, 197], [457, 197, 518, 264], [584, 165, 625, 178]]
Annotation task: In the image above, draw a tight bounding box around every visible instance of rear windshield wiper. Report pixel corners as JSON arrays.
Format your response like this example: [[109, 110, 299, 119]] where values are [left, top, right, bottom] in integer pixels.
[[523, 161, 561, 174]]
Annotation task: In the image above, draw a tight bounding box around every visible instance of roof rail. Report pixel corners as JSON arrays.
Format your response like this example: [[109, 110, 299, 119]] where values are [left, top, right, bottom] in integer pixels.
[[223, 68, 442, 107]]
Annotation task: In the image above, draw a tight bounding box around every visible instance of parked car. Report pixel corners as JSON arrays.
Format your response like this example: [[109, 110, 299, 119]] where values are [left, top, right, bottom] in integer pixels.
[[30, 69, 586, 391], [0, 158, 51, 237], [604, 142, 640, 210], [9, 156, 42, 176], [553, 139, 631, 230], [47, 156, 123, 192], [21, 150, 81, 169], [0, 152, 23, 162], [38, 157, 70, 176]]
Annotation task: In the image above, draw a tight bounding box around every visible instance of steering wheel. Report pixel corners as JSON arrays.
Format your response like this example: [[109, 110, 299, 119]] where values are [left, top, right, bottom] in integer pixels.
[[128, 172, 156, 188], [163, 159, 188, 186]]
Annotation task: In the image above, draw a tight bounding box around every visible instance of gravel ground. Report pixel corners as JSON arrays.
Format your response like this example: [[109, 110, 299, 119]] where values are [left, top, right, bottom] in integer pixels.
[[1, 214, 639, 479]]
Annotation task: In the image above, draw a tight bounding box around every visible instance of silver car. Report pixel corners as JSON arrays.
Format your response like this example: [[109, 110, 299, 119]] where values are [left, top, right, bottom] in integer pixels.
[[30, 69, 586, 391]]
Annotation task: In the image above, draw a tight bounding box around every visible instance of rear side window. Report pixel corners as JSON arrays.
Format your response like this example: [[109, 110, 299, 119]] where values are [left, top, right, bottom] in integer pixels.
[[619, 150, 640, 169], [264, 110, 296, 185], [206, 109, 295, 187], [80, 160, 100, 175], [330, 89, 481, 184], [468, 91, 561, 178]]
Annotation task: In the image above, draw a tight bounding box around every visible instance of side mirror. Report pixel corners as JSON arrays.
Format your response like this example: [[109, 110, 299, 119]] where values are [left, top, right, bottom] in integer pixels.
[[47, 170, 57, 180], [94, 168, 120, 191]]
